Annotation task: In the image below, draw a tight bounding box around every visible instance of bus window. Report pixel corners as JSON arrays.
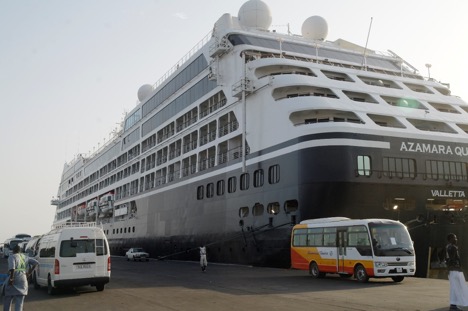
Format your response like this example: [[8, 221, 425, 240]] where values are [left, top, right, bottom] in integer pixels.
[[292, 229, 307, 247], [307, 228, 323, 246], [323, 227, 336, 246], [370, 224, 413, 256], [348, 225, 372, 256]]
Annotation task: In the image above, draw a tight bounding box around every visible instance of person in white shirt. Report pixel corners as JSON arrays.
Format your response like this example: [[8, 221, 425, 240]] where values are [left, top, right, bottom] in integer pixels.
[[199, 246, 207, 272]]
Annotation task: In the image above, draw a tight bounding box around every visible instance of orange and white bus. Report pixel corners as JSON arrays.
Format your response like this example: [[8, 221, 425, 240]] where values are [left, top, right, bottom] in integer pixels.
[[291, 217, 416, 282]]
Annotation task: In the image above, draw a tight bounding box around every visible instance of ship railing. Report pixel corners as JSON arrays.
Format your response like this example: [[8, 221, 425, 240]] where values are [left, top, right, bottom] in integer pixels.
[[146, 30, 212, 102], [199, 131, 217, 146], [176, 116, 198, 133], [199, 157, 216, 172], [199, 98, 227, 119], [183, 140, 197, 153], [53, 222, 97, 230], [218, 120, 239, 137]]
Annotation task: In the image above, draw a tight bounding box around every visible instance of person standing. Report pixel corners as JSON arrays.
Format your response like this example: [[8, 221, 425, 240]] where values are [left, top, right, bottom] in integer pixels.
[[446, 233, 468, 310], [3, 245, 39, 311], [199, 246, 207, 272]]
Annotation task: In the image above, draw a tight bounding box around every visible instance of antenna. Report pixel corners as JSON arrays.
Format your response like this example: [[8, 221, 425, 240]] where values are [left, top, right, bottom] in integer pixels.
[[361, 17, 373, 70]]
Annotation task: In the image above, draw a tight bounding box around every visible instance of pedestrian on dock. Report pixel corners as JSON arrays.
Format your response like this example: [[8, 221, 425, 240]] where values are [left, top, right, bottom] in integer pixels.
[[446, 233, 468, 310], [200, 246, 207, 272], [3, 244, 38, 311]]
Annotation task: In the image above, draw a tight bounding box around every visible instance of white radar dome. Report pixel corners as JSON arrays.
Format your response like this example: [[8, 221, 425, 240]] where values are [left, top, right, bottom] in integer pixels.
[[137, 84, 153, 102], [238, 0, 272, 30], [301, 16, 328, 41]]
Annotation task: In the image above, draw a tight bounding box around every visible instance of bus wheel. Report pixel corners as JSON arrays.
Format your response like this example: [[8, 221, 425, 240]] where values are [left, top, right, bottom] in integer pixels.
[[354, 265, 369, 283], [309, 262, 325, 278], [391, 276, 404, 283]]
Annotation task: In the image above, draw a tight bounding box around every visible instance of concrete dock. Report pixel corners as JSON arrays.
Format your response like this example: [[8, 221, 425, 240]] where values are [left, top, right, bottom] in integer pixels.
[[0, 256, 461, 310]]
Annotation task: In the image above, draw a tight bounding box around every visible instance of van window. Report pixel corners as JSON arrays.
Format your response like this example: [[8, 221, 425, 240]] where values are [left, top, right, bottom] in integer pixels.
[[39, 243, 55, 258], [60, 239, 107, 257], [96, 239, 108, 256]]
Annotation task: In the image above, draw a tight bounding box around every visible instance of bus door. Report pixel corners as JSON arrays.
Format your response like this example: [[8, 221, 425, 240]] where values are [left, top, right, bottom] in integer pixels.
[[337, 229, 347, 273]]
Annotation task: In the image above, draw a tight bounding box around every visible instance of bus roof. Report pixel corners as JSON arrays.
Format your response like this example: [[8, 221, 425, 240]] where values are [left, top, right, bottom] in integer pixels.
[[296, 218, 403, 228]]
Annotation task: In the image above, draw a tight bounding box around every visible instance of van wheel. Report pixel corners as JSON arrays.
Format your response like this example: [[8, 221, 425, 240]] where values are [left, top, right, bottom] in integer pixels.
[[33, 272, 40, 290], [354, 265, 369, 283], [96, 283, 105, 291], [47, 275, 57, 295]]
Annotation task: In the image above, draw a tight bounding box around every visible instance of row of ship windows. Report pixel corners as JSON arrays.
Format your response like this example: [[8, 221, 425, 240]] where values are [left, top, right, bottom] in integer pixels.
[[103, 227, 135, 236], [291, 109, 468, 136], [196, 165, 280, 200], [357, 155, 468, 181], [65, 93, 232, 199], [60, 139, 248, 209], [261, 64, 451, 97]]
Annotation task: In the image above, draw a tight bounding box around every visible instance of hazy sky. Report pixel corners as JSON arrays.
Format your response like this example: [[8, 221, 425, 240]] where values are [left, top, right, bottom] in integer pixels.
[[1, 0, 467, 243]]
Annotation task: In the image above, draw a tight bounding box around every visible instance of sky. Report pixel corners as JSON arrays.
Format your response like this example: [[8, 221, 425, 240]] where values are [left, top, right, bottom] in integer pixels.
[[1, 0, 467, 243]]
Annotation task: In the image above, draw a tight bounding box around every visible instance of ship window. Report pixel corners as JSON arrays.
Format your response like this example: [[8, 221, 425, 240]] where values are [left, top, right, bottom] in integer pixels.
[[273, 85, 338, 100], [322, 70, 354, 82], [197, 185, 204, 200], [381, 96, 427, 110], [290, 109, 363, 126], [240, 173, 250, 190], [268, 165, 280, 184], [284, 200, 298, 213], [434, 86, 451, 96], [425, 160, 467, 181], [239, 206, 249, 218], [367, 114, 406, 128], [403, 83, 434, 94], [228, 177, 237, 193], [457, 123, 468, 134], [207, 183, 214, 198], [252, 203, 264, 216], [357, 155, 371, 176], [217, 180, 225, 196], [427, 102, 460, 114], [255, 64, 316, 79], [407, 118, 457, 134], [358, 76, 401, 89], [253, 169, 264, 187], [133, 227, 135, 233], [267, 202, 280, 215], [342, 90, 378, 104], [383, 157, 416, 179]]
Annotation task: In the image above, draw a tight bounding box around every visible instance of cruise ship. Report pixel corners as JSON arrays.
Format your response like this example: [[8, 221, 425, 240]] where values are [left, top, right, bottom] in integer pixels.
[[52, 0, 468, 277]]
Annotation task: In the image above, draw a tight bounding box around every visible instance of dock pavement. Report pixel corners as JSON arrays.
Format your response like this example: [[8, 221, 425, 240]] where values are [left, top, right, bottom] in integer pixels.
[[0, 256, 462, 311]]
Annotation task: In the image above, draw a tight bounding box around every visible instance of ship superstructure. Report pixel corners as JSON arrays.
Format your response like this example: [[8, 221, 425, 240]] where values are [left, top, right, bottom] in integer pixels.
[[52, 0, 468, 276]]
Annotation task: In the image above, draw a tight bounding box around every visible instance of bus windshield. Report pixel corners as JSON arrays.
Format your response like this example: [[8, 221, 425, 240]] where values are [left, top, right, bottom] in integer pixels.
[[369, 222, 414, 256]]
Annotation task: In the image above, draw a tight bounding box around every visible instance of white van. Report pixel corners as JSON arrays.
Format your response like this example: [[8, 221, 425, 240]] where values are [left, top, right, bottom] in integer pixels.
[[32, 222, 111, 294]]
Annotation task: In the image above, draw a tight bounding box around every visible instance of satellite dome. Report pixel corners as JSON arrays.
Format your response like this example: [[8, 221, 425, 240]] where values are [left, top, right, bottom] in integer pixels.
[[137, 84, 153, 102], [238, 0, 272, 30], [301, 16, 328, 41]]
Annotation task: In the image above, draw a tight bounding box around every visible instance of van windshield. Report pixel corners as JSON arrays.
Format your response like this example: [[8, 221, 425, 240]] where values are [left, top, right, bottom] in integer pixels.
[[60, 239, 108, 257]]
